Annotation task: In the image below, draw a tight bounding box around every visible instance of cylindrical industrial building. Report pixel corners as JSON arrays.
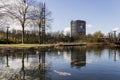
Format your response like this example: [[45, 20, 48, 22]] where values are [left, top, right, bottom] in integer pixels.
[[71, 20, 86, 38]]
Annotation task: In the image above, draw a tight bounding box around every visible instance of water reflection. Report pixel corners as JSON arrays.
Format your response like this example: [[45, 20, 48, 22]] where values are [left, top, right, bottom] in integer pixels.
[[0, 49, 51, 80], [0, 47, 120, 80], [108, 48, 120, 61], [6, 52, 9, 67], [71, 47, 86, 68]]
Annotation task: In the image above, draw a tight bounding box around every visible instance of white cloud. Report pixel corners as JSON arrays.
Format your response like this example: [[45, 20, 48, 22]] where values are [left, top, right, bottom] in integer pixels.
[[63, 27, 70, 35], [86, 24, 93, 28], [112, 27, 119, 31]]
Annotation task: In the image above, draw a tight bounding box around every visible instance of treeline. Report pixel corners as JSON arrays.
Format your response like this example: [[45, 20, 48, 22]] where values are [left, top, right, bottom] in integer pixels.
[[0, 29, 120, 44], [47, 31, 120, 43], [82, 31, 120, 43], [0, 29, 71, 44]]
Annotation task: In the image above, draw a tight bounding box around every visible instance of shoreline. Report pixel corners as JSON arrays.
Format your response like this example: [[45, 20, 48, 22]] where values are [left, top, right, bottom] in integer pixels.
[[0, 43, 119, 49], [0, 44, 55, 49]]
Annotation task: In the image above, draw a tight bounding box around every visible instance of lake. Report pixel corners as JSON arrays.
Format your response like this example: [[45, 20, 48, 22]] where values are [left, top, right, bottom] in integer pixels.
[[0, 46, 120, 80]]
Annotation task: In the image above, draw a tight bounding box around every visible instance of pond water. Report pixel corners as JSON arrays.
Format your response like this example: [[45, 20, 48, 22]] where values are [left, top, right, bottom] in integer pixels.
[[0, 46, 120, 80]]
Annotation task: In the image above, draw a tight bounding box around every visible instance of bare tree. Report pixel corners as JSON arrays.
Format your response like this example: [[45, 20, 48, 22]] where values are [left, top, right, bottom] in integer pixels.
[[0, 0, 52, 44], [0, 0, 36, 43]]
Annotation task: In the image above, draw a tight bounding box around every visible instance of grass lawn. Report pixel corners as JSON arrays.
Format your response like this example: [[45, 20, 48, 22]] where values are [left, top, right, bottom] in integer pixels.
[[0, 42, 113, 48], [0, 44, 56, 48]]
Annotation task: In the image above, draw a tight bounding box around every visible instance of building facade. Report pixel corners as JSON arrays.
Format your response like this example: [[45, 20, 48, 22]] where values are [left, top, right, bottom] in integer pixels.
[[71, 20, 86, 38]]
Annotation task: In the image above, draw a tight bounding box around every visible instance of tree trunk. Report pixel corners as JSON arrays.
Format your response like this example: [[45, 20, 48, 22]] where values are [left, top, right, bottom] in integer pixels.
[[39, 25, 41, 44], [22, 24, 25, 44]]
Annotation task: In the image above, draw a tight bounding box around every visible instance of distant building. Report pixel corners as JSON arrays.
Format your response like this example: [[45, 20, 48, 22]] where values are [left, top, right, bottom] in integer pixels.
[[71, 20, 86, 38]]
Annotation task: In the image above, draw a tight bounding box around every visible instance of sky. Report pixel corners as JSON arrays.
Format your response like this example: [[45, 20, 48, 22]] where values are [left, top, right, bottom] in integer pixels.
[[40, 0, 120, 34]]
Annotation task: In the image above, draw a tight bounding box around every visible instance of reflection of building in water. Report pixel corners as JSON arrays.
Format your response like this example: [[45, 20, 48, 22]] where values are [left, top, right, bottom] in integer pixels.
[[71, 47, 86, 68]]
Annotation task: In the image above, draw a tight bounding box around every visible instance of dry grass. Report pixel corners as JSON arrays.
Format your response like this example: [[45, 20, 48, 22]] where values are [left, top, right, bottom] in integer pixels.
[[0, 44, 56, 48]]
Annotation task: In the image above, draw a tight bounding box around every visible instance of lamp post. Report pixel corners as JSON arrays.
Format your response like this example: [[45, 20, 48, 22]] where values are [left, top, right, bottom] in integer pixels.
[[6, 26, 10, 44], [113, 30, 116, 38]]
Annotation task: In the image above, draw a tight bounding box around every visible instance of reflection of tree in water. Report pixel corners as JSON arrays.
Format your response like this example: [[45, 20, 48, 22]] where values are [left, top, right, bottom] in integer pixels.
[[71, 46, 86, 69], [108, 48, 120, 61], [87, 46, 105, 57], [6, 51, 9, 67], [4, 49, 52, 80]]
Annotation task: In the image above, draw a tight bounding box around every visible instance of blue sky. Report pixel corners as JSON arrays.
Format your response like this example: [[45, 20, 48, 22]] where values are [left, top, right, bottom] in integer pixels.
[[41, 0, 120, 34]]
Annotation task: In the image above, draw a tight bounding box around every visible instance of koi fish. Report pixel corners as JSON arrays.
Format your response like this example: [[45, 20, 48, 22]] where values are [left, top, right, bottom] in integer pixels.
[[54, 70, 71, 76]]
